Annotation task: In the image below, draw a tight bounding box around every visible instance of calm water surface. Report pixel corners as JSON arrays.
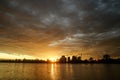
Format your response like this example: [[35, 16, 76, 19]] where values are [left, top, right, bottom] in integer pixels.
[[0, 63, 120, 80]]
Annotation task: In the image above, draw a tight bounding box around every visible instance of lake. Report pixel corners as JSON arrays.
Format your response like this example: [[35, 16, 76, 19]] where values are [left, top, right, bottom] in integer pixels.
[[0, 63, 120, 80]]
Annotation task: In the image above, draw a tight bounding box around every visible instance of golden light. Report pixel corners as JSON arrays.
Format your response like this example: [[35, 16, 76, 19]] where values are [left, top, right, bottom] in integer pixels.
[[0, 52, 35, 59], [49, 57, 57, 62]]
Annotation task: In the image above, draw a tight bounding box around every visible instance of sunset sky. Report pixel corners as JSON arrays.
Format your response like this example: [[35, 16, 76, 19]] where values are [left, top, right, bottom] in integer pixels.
[[0, 0, 120, 59]]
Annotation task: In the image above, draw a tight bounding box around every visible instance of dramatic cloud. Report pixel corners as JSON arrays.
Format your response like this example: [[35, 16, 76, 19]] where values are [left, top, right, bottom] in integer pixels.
[[0, 0, 120, 59]]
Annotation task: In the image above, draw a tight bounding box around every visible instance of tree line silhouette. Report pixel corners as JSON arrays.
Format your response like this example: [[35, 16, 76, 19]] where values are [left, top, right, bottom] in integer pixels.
[[0, 54, 120, 64]]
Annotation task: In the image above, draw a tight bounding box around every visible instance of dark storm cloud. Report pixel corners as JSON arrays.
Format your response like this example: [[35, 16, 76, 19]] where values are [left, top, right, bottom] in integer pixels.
[[0, 0, 120, 58]]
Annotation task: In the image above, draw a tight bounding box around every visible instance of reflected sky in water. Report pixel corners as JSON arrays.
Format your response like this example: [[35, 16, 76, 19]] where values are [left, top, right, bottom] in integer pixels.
[[0, 63, 120, 80]]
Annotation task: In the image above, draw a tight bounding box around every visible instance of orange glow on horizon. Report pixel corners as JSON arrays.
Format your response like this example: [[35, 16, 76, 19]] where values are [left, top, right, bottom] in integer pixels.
[[0, 52, 95, 60], [49, 57, 58, 62], [0, 52, 36, 59]]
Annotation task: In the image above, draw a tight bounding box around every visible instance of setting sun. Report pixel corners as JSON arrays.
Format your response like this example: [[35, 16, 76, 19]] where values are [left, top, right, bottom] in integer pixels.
[[49, 57, 57, 62]]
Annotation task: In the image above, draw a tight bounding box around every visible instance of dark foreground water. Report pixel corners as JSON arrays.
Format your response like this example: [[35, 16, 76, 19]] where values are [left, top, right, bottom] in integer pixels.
[[0, 63, 120, 80]]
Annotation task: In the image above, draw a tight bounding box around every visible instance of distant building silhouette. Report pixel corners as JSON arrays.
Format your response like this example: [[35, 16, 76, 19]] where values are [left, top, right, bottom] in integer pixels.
[[103, 54, 111, 60], [72, 56, 77, 63], [78, 56, 81, 62], [89, 57, 94, 62], [102, 54, 112, 63], [59, 55, 66, 63], [71, 56, 81, 63], [68, 57, 71, 63]]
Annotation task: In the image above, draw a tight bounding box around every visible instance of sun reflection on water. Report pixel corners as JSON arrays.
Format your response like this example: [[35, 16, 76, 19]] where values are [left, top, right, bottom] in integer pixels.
[[51, 64, 56, 80]]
